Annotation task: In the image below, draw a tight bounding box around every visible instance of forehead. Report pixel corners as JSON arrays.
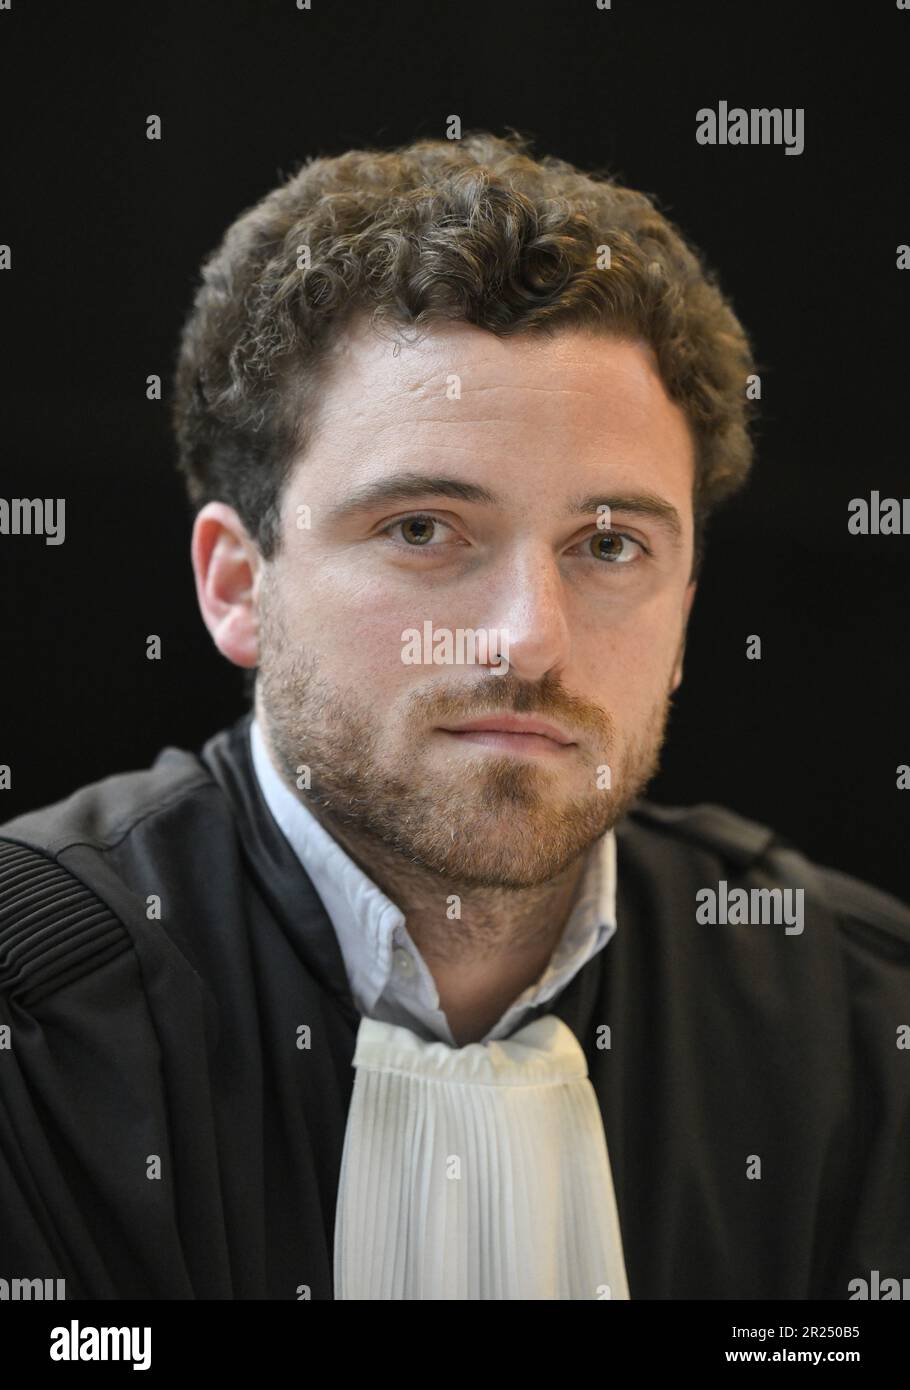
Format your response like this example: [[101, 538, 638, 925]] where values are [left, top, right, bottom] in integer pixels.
[[318, 313, 676, 410], [297, 314, 696, 500]]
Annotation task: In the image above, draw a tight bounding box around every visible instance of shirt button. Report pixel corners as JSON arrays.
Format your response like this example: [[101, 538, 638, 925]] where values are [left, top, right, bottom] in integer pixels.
[[393, 947, 415, 978]]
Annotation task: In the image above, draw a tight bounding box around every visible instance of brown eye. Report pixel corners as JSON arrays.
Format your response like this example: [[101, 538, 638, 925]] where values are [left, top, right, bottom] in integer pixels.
[[380, 513, 457, 551], [590, 530, 638, 563], [399, 516, 436, 545]]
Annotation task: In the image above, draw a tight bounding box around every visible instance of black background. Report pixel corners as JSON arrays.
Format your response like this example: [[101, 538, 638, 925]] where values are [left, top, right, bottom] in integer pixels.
[[1, 0, 908, 901]]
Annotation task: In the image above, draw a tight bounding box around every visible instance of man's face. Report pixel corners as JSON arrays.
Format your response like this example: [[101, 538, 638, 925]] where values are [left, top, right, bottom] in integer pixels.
[[246, 316, 697, 889]]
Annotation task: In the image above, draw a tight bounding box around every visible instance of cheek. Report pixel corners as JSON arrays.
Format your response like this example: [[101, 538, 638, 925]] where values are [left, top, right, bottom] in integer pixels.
[[583, 602, 682, 706], [290, 566, 431, 689]]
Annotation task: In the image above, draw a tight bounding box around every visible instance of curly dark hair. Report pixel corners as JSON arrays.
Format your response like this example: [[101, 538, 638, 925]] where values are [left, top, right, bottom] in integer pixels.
[[172, 128, 760, 579]]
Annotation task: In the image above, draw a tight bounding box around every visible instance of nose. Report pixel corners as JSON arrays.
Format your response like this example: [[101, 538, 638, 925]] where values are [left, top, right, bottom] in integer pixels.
[[482, 543, 572, 682]]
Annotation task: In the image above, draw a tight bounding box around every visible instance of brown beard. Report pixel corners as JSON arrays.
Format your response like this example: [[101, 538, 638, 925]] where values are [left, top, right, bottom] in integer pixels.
[[255, 575, 676, 892]]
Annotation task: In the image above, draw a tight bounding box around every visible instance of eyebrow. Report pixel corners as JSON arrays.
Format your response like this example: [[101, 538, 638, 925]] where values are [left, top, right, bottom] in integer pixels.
[[324, 471, 684, 544]]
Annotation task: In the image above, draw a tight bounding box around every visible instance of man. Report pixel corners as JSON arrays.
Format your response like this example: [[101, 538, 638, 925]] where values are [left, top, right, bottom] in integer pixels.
[[1, 130, 908, 1300]]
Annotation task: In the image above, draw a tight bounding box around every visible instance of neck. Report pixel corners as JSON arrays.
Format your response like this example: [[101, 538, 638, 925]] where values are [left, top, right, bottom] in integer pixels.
[[310, 800, 588, 1043]]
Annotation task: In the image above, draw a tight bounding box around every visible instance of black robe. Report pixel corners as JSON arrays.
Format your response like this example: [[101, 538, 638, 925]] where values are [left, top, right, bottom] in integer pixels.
[[1, 712, 908, 1299]]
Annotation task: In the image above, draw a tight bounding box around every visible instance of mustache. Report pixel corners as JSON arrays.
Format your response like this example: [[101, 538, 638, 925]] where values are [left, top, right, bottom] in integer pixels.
[[412, 673, 615, 743]]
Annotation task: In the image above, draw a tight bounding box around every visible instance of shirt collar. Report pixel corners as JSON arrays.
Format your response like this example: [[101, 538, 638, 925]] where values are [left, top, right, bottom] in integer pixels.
[[249, 716, 617, 1041], [250, 716, 405, 1011]]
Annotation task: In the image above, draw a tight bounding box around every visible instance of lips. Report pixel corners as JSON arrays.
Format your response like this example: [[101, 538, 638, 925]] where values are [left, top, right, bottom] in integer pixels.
[[437, 717, 576, 745]]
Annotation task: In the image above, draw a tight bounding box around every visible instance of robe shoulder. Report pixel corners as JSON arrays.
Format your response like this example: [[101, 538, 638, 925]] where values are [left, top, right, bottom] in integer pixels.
[[0, 732, 353, 1298], [0, 744, 224, 1001], [0, 748, 234, 1295], [0, 743, 212, 857], [0, 838, 207, 1294], [625, 795, 910, 952], [615, 798, 910, 1298]]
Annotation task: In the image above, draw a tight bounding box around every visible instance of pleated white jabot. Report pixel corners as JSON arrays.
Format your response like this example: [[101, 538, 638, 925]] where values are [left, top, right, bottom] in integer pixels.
[[333, 1013, 630, 1300]]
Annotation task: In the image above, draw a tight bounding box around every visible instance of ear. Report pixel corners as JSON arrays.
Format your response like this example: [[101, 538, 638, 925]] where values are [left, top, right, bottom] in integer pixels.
[[670, 580, 698, 693], [191, 502, 262, 669]]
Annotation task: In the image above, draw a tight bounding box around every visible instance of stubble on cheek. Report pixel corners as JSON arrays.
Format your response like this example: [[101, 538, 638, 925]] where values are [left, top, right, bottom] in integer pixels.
[[255, 583, 677, 887]]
